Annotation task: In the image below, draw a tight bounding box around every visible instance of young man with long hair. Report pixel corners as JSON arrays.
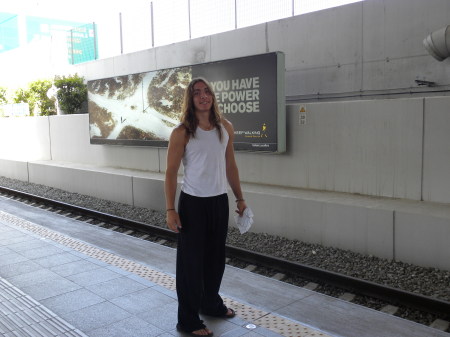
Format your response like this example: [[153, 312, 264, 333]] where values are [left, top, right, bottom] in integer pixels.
[[165, 77, 247, 336]]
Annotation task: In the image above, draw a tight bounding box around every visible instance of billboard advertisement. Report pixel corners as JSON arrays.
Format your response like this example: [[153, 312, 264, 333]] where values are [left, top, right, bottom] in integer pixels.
[[88, 52, 285, 152]]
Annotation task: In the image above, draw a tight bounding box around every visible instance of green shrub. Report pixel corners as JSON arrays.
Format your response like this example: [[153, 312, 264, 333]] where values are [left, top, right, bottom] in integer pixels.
[[29, 79, 56, 115], [12, 80, 56, 116], [12, 88, 31, 113], [0, 87, 8, 105], [54, 74, 87, 114]]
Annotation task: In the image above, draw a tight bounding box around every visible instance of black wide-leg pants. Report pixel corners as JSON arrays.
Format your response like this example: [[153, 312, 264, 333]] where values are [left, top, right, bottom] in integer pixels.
[[176, 191, 229, 332]]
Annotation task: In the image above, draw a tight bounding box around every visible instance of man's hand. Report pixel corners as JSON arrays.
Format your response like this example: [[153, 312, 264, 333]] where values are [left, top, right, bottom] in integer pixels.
[[166, 210, 182, 233]]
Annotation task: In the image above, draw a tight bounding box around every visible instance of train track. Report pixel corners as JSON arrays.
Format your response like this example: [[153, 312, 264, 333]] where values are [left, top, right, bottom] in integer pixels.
[[0, 185, 449, 331]]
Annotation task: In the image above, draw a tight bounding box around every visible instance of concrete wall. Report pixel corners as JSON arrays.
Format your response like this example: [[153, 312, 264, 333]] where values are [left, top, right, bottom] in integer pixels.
[[71, 0, 450, 99], [1, 96, 450, 270], [423, 97, 450, 203], [48, 115, 161, 172], [238, 99, 423, 200], [0, 97, 431, 201]]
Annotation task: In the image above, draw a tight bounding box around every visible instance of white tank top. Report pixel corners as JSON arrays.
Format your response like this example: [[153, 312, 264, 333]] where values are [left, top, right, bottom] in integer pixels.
[[181, 125, 229, 197]]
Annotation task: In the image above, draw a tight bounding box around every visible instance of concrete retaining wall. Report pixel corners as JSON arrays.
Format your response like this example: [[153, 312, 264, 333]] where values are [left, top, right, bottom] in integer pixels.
[[1, 96, 450, 270]]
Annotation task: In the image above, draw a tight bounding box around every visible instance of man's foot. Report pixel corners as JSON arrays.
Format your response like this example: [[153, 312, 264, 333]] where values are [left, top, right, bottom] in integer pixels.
[[224, 308, 236, 318], [201, 307, 236, 318], [177, 323, 213, 336], [191, 327, 213, 336]]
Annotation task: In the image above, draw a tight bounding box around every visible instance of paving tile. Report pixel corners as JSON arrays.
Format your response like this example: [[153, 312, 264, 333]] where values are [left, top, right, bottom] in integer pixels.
[[0, 274, 87, 337], [222, 270, 312, 312], [152, 284, 177, 299], [5, 239, 50, 253], [201, 317, 242, 337], [221, 326, 253, 337], [69, 250, 93, 259], [21, 278, 82, 301], [7, 269, 63, 288], [275, 293, 429, 337], [59, 301, 132, 332], [88, 316, 164, 337], [50, 259, 102, 277], [0, 252, 29, 268], [0, 208, 326, 337], [110, 288, 176, 315], [137, 301, 178, 330], [0, 226, 24, 239], [253, 326, 287, 337], [40, 288, 105, 314], [0, 259, 41, 278], [240, 331, 272, 337], [66, 267, 123, 287], [85, 257, 110, 267], [85, 276, 147, 300], [0, 229, 29, 240], [3, 234, 42, 246], [18, 245, 65, 259], [51, 242, 75, 253], [126, 273, 158, 287], [0, 246, 13, 256], [33, 252, 82, 268], [105, 265, 133, 276]]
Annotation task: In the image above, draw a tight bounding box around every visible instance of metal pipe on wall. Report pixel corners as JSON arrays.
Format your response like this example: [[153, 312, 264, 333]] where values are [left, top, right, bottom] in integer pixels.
[[423, 25, 450, 61]]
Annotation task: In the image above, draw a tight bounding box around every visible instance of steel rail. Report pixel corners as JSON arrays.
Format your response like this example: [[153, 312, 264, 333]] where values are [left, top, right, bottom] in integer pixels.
[[0, 186, 176, 241], [1, 185, 449, 317]]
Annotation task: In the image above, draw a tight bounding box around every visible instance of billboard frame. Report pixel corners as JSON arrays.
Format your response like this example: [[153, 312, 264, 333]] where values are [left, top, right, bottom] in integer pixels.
[[88, 51, 285, 153]]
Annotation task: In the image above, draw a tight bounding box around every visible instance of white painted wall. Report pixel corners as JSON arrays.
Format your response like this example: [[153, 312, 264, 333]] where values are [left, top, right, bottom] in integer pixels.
[[0, 116, 51, 161]]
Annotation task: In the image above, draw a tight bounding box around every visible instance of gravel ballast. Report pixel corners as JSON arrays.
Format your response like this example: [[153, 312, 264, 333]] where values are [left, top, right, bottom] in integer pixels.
[[1, 176, 449, 305]]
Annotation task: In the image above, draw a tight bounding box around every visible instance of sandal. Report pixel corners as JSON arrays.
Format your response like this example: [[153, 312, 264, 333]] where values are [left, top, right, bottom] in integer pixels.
[[224, 308, 236, 318], [201, 307, 236, 318], [177, 323, 214, 336]]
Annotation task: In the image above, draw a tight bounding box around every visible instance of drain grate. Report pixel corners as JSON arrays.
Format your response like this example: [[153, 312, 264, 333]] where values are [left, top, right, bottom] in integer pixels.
[[0, 211, 332, 337]]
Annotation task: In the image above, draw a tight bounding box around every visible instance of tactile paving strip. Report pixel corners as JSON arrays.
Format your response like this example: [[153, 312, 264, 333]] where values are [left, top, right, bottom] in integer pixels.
[[0, 211, 332, 337], [0, 277, 88, 337]]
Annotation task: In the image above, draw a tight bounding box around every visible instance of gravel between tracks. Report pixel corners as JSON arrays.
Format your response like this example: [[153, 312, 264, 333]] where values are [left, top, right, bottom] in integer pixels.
[[1, 176, 449, 305]]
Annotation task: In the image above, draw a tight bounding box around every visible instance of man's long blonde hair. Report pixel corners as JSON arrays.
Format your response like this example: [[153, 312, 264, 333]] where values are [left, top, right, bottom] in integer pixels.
[[180, 77, 223, 140]]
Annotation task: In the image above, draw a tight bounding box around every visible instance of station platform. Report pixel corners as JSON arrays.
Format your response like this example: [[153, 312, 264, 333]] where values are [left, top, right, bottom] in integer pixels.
[[0, 194, 448, 337]]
